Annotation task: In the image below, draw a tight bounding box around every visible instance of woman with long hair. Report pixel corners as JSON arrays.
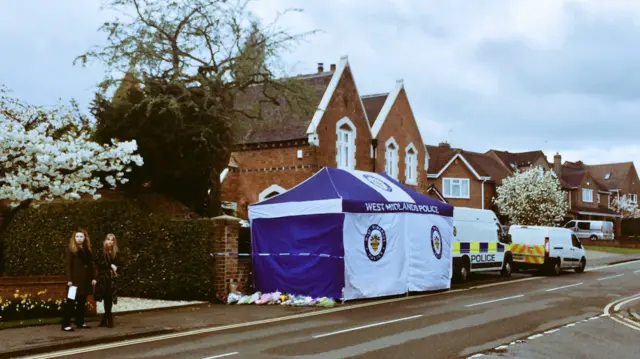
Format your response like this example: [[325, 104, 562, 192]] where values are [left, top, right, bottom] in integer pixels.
[[94, 233, 122, 328], [61, 230, 96, 332]]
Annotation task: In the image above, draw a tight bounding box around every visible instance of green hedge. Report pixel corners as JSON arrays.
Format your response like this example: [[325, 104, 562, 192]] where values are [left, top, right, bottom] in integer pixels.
[[2, 199, 215, 301]]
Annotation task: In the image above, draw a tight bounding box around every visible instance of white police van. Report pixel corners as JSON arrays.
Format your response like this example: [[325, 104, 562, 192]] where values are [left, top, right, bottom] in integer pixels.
[[452, 207, 513, 282]]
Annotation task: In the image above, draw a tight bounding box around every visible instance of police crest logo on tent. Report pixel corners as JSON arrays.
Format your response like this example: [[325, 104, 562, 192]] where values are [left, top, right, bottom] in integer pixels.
[[362, 174, 393, 192], [431, 225, 443, 260], [364, 224, 387, 261]]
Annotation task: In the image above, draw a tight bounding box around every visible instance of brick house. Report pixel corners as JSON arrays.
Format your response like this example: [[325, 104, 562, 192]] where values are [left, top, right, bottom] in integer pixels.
[[585, 161, 640, 207], [550, 154, 637, 234], [221, 56, 428, 219], [361, 80, 428, 192], [424, 142, 511, 210]]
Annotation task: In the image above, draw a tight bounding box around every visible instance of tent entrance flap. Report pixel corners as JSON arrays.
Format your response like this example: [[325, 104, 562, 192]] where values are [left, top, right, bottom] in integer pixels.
[[251, 214, 346, 299]]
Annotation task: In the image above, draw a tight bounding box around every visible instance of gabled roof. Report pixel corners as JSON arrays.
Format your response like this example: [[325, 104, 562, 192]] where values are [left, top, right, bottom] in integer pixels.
[[425, 144, 511, 184], [560, 161, 587, 188], [370, 80, 404, 138], [234, 56, 370, 145], [585, 162, 634, 190], [487, 149, 549, 170], [560, 161, 612, 192], [361, 93, 388, 127]]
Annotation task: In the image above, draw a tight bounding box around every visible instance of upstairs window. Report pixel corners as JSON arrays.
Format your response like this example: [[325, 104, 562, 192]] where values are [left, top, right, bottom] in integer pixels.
[[405, 143, 418, 185], [385, 137, 399, 179], [443, 178, 470, 199], [582, 188, 593, 203], [336, 118, 356, 170]]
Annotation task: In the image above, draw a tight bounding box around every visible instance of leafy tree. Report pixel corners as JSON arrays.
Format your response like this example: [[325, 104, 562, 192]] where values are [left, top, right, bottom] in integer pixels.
[[76, 0, 317, 216], [611, 195, 640, 219], [0, 86, 143, 273], [493, 167, 569, 226]]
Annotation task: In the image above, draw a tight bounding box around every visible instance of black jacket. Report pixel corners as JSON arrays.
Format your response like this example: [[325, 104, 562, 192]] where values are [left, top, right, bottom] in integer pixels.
[[66, 247, 95, 296], [94, 251, 122, 302]]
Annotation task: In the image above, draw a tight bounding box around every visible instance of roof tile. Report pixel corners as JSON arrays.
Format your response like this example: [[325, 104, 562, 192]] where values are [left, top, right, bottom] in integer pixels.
[[233, 72, 334, 144]]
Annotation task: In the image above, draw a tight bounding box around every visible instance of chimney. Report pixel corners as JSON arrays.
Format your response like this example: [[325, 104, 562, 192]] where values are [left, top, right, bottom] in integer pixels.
[[438, 141, 451, 149], [330, 63, 336, 72], [317, 62, 324, 73], [553, 152, 562, 179]]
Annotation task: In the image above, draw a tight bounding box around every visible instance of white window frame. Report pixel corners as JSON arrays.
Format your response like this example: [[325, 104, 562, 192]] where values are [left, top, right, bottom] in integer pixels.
[[424, 151, 430, 171], [631, 194, 638, 204], [385, 137, 399, 179], [443, 178, 470, 199], [404, 142, 418, 185], [582, 188, 593, 203], [336, 117, 356, 170], [258, 184, 286, 201], [597, 192, 601, 203]]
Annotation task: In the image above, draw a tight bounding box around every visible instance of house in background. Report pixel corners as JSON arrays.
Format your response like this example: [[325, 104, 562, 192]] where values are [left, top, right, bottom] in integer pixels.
[[221, 56, 429, 218], [550, 153, 640, 235], [585, 161, 640, 206], [424, 142, 511, 210]]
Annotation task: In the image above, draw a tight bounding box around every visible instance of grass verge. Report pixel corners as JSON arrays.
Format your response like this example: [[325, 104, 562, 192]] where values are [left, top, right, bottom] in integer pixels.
[[585, 245, 640, 255]]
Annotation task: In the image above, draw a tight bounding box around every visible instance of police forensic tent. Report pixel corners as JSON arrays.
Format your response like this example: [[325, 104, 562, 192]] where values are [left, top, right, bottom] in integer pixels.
[[248, 167, 454, 301]]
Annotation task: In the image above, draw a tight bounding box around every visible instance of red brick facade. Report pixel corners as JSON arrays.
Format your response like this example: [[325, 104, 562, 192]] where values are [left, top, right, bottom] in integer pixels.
[[373, 87, 426, 191], [221, 58, 429, 219]]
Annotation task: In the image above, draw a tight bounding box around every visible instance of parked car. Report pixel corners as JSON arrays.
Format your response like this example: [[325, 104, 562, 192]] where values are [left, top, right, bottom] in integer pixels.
[[451, 207, 513, 282], [508, 225, 586, 275], [563, 220, 614, 241]]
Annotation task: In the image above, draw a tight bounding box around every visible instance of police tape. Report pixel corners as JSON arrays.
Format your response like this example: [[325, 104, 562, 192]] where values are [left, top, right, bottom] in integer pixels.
[[210, 252, 344, 259]]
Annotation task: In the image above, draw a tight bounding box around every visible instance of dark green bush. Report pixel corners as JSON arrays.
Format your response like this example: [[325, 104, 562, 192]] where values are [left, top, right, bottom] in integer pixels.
[[2, 199, 215, 301]]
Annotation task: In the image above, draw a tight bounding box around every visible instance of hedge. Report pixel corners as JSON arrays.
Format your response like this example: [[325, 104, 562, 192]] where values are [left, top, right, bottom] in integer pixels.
[[2, 198, 215, 301]]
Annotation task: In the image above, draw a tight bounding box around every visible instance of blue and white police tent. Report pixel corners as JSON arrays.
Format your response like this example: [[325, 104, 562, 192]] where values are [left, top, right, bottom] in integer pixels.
[[248, 167, 454, 301]]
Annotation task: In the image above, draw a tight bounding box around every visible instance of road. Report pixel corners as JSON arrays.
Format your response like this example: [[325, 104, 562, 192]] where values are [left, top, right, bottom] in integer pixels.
[[20, 257, 640, 359]]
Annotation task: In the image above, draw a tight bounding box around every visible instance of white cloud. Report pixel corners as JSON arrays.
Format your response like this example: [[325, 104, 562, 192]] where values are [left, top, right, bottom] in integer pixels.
[[2, 0, 640, 168]]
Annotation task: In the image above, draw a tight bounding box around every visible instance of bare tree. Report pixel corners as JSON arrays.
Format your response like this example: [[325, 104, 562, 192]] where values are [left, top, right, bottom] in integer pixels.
[[77, 0, 318, 216]]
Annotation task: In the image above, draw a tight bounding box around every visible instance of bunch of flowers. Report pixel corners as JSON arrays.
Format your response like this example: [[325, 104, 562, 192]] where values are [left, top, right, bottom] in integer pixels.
[[0, 289, 90, 322]]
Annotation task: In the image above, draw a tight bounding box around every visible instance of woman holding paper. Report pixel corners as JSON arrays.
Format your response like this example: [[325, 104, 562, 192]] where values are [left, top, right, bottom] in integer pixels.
[[94, 233, 122, 328], [61, 230, 96, 332]]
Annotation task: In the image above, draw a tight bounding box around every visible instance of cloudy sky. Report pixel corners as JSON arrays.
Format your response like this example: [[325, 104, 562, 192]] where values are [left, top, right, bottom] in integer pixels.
[[2, 0, 640, 167]]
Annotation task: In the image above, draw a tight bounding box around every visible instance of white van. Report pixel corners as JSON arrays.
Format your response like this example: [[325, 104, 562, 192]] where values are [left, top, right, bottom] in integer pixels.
[[452, 207, 513, 282], [508, 225, 586, 275], [564, 220, 614, 241]]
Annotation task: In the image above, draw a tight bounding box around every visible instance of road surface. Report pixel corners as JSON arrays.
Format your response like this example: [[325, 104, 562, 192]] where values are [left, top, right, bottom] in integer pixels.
[[19, 257, 640, 359]]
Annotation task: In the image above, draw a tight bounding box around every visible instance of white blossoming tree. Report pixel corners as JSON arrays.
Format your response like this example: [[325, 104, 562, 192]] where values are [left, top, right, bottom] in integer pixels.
[[610, 195, 640, 219], [493, 167, 569, 226], [0, 86, 144, 272]]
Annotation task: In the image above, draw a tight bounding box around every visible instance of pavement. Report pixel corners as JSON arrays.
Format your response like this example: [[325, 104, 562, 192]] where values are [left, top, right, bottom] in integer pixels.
[[1, 250, 639, 359]]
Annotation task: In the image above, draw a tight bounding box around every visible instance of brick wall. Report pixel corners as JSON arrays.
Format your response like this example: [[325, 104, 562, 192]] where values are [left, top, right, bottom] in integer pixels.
[[221, 146, 319, 218], [221, 65, 376, 219], [428, 160, 487, 209], [577, 174, 600, 209], [315, 66, 373, 171], [0, 276, 96, 316], [212, 215, 243, 302], [374, 88, 426, 190]]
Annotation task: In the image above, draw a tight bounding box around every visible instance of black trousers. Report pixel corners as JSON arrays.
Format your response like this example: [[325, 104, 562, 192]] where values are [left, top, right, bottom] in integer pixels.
[[62, 294, 87, 327], [103, 293, 113, 316]]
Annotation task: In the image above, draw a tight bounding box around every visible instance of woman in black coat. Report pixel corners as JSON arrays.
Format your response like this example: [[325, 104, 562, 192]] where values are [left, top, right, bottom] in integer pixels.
[[61, 230, 96, 332], [94, 233, 122, 328]]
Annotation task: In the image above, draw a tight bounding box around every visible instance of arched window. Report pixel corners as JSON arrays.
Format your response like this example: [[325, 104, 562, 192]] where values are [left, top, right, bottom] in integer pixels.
[[258, 184, 286, 201], [385, 137, 399, 179], [405, 143, 418, 185], [336, 117, 356, 170]]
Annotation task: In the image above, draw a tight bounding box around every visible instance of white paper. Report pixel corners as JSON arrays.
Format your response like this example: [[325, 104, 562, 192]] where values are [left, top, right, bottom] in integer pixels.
[[67, 286, 77, 300]]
